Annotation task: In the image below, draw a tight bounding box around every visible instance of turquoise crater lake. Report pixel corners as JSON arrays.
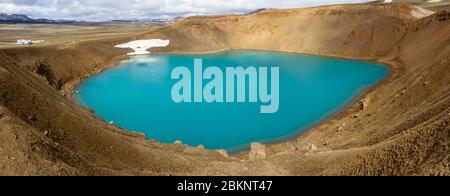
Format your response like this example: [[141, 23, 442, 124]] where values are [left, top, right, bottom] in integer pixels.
[[75, 50, 388, 152]]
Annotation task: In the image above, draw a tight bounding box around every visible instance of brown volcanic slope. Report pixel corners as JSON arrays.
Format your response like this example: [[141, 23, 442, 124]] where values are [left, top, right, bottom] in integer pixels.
[[0, 3, 449, 175]]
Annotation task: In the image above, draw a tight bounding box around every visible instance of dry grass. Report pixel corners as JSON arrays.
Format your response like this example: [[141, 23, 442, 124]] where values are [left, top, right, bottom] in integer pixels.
[[0, 24, 155, 48]]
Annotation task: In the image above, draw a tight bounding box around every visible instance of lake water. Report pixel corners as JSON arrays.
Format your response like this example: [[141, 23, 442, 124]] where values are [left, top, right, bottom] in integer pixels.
[[75, 50, 388, 152]]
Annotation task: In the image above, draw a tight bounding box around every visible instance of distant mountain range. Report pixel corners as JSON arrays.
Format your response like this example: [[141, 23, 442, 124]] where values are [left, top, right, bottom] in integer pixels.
[[245, 8, 268, 15], [0, 13, 77, 24], [0, 13, 32, 22], [108, 17, 184, 24], [0, 13, 184, 25]]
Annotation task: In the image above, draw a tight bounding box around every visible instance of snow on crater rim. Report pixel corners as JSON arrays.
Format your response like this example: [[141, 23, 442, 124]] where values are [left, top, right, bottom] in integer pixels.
[[410, 6, 435, 19], [115, 39, 170, 55]]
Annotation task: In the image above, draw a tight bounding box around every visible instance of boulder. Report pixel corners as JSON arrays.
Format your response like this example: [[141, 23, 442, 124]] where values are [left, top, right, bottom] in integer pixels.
[[174, 140, 183, 144], [359, 94, 372, 110], [297, 143, 318, 151], [337, 123, 346, 133], [216, 149, 229, 158], [249, 142, 266, 160], [197, 144, 205, 149]]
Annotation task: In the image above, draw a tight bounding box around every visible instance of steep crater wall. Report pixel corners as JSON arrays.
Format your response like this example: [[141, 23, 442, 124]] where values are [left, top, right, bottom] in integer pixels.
[[0, 3, 448, 175]]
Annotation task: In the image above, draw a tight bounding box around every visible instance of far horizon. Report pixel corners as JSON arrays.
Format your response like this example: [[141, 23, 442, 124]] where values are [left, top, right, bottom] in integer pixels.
[[0, 0, 372, 22]]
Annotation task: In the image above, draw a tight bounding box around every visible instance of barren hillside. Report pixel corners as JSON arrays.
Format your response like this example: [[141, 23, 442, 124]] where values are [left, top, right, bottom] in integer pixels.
[[0, 3, 448, 175]]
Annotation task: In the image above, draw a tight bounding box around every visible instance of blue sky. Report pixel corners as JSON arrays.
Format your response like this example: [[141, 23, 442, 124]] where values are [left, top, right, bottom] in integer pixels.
[[0, 0, 371, 21]]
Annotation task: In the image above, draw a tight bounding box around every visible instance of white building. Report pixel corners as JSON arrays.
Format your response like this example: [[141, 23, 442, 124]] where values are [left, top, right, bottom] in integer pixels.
[[17, 39, 33, 45]]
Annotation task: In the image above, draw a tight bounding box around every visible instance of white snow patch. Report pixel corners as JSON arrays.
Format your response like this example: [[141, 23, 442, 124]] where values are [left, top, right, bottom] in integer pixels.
[[384, 0, 392, 3], [115, 39, 170, 55], [410, 6, 435, 19], [427, 0, 441, 3]]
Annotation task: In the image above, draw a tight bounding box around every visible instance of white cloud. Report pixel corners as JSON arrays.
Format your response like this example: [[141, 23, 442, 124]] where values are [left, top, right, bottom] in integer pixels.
[[0, 0, 371, 21]]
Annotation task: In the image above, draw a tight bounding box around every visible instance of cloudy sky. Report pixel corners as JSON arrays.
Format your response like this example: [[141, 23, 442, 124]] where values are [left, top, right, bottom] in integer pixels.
[[0, 0, 372, 21]]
